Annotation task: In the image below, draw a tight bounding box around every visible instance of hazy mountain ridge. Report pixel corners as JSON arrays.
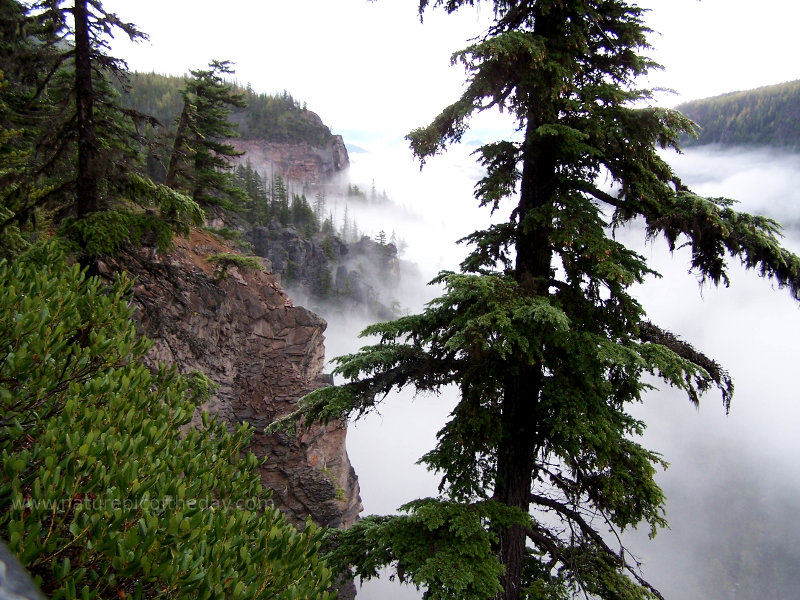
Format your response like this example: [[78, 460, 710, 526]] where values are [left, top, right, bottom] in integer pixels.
[[124, 71, 406, 317], [122, 71, 350, 182], [677, 79, 800, 149]]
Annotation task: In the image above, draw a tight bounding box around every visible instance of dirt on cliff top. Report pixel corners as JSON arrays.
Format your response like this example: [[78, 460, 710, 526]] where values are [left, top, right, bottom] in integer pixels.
[[164, 228, 253, 275]]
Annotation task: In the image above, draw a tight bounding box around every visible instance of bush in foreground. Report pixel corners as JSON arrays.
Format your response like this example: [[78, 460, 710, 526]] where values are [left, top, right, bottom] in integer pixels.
[[0, 244, 333, 600]]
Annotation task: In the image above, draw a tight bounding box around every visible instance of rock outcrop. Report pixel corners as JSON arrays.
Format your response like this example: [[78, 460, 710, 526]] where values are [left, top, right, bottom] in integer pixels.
[[247, 222, 402, 319], [232, 136, 349, 183], [100, 230, 361, 529]]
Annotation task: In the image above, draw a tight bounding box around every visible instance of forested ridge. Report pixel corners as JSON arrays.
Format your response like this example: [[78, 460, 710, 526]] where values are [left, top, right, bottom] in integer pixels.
[[677, 79, 800, 149], [122, 72, 336, 146]]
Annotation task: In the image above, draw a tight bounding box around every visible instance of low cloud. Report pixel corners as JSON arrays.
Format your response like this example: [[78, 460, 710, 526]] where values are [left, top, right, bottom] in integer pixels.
[[328, 143, 800, 599]]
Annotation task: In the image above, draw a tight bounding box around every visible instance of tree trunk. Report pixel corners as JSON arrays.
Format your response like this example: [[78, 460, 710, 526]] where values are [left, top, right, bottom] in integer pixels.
[[495, 367, 540, 600], [165, 101, 191, 189], [494, 35, 558, 593], [74, 0, 97, 217]]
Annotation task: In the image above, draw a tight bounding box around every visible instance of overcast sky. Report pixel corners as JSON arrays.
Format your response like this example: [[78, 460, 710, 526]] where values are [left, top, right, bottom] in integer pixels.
[[105, 0, 800, 145]]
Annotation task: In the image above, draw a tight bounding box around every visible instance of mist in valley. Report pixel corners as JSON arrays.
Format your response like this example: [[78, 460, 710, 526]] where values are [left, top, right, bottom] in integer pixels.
[[314, 143, 800, 600]]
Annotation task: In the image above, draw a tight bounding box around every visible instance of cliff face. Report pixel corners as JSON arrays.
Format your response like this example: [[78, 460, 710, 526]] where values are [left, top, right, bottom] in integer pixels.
[[99, 230, 361, 529], [232, 135, 349, 183]]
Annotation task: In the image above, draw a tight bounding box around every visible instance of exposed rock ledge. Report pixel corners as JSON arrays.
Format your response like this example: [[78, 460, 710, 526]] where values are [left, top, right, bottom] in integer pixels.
[[99, 230, 361, 529], [231, 136, 349, 183]]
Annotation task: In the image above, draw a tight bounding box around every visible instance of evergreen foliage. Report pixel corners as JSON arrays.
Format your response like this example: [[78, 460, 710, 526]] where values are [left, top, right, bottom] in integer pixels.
[[0, 244, 334, 600], [270, 173, 290, 225], [677, 80, 800, 149], [0, 0, 203, 257], [235, 162, 270, 224], [206, 251, 265, 272], [165, 60, 247, 210], [272, 2, 800, 599], [290, 193, 318, 237]]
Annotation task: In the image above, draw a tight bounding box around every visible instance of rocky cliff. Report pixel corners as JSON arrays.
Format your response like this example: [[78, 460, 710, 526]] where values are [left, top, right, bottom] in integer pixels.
[[232, 136, 349, 183], [98, 230, 362, 529]]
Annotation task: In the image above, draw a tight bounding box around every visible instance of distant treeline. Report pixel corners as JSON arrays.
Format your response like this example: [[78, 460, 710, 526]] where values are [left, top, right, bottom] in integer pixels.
[[122, 72, 335, 146], [677, 80, 800, 150]]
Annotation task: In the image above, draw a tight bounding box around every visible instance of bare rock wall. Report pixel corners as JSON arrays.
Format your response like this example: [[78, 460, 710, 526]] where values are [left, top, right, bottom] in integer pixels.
[[232, 136, 349, 183], [102, 230, 361, 529]]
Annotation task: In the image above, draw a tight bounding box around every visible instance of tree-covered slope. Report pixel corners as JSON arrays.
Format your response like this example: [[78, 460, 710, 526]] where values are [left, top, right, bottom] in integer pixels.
[[677, 80, 800, 149], [123, 72, 335, 146]]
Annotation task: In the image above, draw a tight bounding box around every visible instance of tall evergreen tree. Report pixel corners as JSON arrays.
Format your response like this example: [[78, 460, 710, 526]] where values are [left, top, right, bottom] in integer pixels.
[[314, 188, 327, 224], [274, 2, 800, 599], [26, 0, 149, 215], [269, 173, 290, 225], [165, 60, 247, 210], [0, 0, 202, 256]]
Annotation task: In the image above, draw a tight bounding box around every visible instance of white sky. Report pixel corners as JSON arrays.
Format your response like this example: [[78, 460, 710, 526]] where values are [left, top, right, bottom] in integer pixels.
[[105, 0, 800, 144]]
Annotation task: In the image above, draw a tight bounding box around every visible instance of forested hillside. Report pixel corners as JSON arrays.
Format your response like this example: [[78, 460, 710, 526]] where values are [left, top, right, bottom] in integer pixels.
[[677, 80, 800, 149], [0, 2, 345, 598], [123, 72, 335, 146]]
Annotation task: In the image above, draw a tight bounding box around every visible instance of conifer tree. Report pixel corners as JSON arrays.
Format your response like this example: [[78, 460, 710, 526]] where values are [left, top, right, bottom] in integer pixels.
[[269, 173, 290, 225], [314, 189, 327, 224], [341, 204, 352, 242], [0, 0, 202, 256], [165, 60, 247, 210], [33, 0, 150, 212], [274, 2, 800, 599]]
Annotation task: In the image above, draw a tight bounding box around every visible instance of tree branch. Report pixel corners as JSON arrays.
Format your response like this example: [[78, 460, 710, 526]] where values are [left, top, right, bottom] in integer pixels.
[[530, 493, 665, 600]]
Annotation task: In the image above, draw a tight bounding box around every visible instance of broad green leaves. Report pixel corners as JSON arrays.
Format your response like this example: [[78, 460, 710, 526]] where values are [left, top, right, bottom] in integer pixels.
[[0, 245, 333, 600]]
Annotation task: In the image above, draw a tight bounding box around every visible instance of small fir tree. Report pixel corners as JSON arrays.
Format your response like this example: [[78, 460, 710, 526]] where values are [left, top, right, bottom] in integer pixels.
[[165, 60, 247, 210]]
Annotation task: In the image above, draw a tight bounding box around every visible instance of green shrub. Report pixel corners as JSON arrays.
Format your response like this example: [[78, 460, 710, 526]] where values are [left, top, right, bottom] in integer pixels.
[[203, 228, 256, 255], [206, 252, 264, 272], [203, 226, 242, 241], [0, 244, 334, 600], [59, 175, 205, 257]]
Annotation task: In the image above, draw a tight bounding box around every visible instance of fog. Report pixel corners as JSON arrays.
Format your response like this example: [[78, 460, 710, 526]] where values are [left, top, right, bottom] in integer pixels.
[[617, 148, 800, 599], [311, 143, 800, 600]]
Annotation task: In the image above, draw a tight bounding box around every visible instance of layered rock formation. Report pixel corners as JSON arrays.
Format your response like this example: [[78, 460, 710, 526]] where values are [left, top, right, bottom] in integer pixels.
[[232, 136, 349, 183], [100, 230, 361, 529]]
